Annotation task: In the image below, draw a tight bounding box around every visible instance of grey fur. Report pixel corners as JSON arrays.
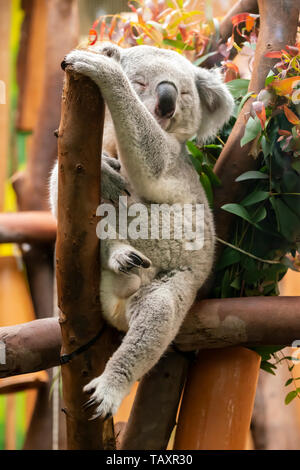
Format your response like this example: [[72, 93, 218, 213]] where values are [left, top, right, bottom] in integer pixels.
[[49, 43, 234, 418]]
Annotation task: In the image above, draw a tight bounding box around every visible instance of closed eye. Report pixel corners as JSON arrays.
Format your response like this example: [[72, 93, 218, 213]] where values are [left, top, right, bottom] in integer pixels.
[[134, 81, 146, 87], [181, 91, 190, 95]]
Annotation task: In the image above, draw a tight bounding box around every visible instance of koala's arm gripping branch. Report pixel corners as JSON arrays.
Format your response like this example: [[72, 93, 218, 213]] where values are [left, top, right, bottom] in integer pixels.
[[56, 70, 119, 450], [104, 77, 171, 193]]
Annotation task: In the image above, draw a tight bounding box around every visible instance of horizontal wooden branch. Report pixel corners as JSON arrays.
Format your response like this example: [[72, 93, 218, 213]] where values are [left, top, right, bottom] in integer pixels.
[[1, 296, 299, 378], [0, 211, 57, 244], [175, 296, 300, 351]]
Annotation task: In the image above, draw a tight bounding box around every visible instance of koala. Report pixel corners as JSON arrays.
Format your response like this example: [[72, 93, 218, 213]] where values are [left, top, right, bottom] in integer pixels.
[[49, 43, 234, 420]]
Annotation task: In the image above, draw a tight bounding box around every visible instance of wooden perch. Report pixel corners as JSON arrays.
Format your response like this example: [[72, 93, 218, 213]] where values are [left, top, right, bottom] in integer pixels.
[[0, 212, 57, 244], [56, 70, 120, 450], [1, 295, 300, 378]]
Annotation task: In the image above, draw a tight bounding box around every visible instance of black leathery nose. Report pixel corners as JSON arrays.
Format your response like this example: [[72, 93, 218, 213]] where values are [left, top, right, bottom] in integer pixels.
[[155, 81, 178, 118]]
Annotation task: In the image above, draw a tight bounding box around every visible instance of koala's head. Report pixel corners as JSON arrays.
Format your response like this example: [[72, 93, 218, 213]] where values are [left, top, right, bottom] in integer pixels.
[[118, 45, 234, 143]]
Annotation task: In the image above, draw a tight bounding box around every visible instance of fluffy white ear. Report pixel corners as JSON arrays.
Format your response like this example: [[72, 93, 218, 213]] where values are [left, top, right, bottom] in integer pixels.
[[194, 67, 234, 142]]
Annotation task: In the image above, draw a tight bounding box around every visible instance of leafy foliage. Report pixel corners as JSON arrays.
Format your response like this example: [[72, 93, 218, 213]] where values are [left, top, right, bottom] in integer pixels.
[[88, 0, 217, 61]]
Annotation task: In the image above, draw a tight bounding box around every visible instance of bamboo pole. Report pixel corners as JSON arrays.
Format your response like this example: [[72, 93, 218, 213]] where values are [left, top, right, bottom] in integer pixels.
[[56, 69, 120, 450], [174, 347, 261, 450], [16, 0, 47, 131]]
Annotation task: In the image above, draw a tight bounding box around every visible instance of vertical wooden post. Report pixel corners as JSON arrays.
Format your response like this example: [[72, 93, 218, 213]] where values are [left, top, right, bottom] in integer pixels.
[[56, 70, 119, 450], [16, 0, 47, 132], [174, 347, 261, 450]]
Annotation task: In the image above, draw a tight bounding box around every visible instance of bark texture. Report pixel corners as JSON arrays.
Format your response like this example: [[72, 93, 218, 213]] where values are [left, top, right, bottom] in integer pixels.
[[2, 295, 299, 377], [56, 70, 120, 450]]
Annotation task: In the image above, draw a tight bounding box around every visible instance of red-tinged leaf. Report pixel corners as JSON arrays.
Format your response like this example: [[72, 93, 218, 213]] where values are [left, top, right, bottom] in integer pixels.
[[283, 105, 300, 125], [251, 101, 266, 129], [108, 16, 117, 40], [278, 129, 292, 136], [99, 20, 106, 41], [282, 135, 293, 150], [245, 15, 255, 32], [224, 61, 239, 73], [285, 45, 299, 56], [88, 28, 97, 45], [277, 136, 285, 142], [272, 76, 300, 96], [231, 13, 250, 27], [265, 51, 282, 58]]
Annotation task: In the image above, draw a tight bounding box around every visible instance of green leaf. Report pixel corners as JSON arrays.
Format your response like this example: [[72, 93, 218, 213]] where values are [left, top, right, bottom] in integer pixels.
[[285, 390, 298, 405], [200, 172, 213, 207], [253, 346, 283, 362], [235, 170, 269, 182], [237, 91, 254, 116], [285, 378, 293, 387], [202, 163, 222, 187], [226, 79, 250, 99], [241, 190, 270, 206], [265, 70, 275, 87], [221, 203, 252, 223], [216, 247, 241, 271], [193, 51, 218, 66], [261, 135, 272, 158], [230, 276, 242, 290], [186, 141, 204, 162], [252, 206, 267, 224], [162, 38, 194, 50], [240, 116, 262, 147], [260, 360, 277, 375]]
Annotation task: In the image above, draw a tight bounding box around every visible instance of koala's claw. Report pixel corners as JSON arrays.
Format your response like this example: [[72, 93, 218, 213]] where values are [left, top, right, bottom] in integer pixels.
[[116, 251, 151, 275], [83, 375, 127, 419], [61, 59, 67, 71]]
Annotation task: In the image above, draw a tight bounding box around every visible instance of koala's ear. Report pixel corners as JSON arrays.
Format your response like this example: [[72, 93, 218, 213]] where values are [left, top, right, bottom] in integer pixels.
[[194, 67, 234, 142], [88, 42, 122, 62]]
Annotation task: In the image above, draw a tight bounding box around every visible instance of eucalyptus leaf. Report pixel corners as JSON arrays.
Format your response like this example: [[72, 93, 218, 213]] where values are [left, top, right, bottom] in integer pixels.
[[235, 171, 269, 182], [226, 79, 250, 99], [241, 190, 270, 206], [240, 116, 262, 147]]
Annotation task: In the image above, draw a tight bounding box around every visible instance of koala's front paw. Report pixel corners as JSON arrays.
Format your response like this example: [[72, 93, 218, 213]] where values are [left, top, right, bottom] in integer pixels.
[[83, 374, 128, 420], [109, 247, 152, 275], [61, 49, 99, 75]]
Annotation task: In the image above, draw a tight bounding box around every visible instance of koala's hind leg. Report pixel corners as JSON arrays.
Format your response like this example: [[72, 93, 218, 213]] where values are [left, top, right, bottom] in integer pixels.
[[83, 269, 197, 419]]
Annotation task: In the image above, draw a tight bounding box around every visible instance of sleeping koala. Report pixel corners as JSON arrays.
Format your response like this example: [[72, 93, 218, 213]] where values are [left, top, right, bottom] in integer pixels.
[[49, 43, 233, 419]]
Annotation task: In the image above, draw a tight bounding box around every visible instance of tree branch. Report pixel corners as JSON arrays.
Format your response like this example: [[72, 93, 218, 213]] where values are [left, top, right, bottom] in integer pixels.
[[1, 296, 299, 378], [0, 212, 56, 244], [56, 69, 120, 450]]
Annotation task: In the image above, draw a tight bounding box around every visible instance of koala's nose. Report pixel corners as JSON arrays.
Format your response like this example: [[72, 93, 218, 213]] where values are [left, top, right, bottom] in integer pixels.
[[155, 81, 178, 119]]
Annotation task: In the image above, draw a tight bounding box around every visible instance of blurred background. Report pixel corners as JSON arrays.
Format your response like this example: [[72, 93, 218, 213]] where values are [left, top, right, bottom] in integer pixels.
[[0, 0, 299, 450]]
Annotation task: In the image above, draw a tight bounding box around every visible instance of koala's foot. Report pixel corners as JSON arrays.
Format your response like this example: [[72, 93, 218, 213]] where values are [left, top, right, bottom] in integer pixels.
[[108, 246, 151, 275], [83, 374, 129, 420]]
